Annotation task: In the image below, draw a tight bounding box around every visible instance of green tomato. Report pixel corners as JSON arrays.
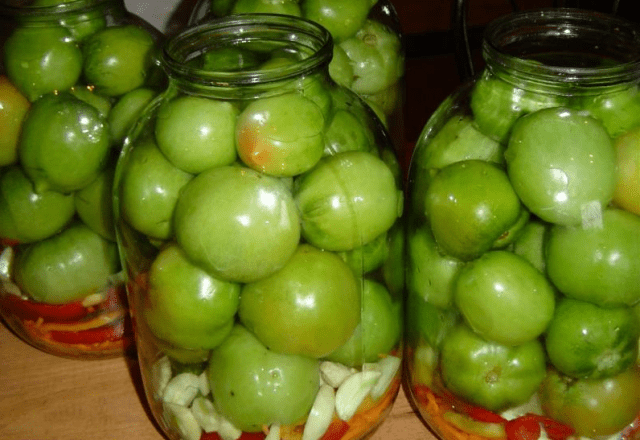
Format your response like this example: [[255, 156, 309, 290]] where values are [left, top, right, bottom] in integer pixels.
[[239, 244, 360, 358], [407, 224, 463, 310], [231, 0, 301, 15], [440, 323, 547, 412], [0, 76, 30, 167], [108, 87, 157, 145], [19, 92, 110, 193], [302, 0, 371, 42], [505, 107, 616, 226], [337, 231, 388, 275], [82, 25, 156, 97], [174, 165, 300, 283], [144, 244, 240, 350], [424, 160, 524, 261], [208, 324, 319, 432], [469, 70, 567, 144], [338, 20, 403, 95], [0, 166, 75, 243], [3, 25, 82, 101], [209, 0, 236, 16], [381, 221, 405, 298], [14, 223, 119, 304], [510, 218, 548, 273], [294, 151, 400, 252], [545, 298, 639, 379], [324, 279, 401, 366], [324, 109, 375, 156], [69, 85, 112, 118], [155, 96, 238, 174], [406, 293, 458, 348], [118, 138, 193, 240], [328, 45, 354, 89], [579, 86, 640, 138], [199, 46, 262, 71], [75, 167, 116, 241], [454, 251, 556, 346], [236, 93, 324, 177], [546, 208, 640, 307], [540, 367, 640, 437], [612, 125, 640, 215]]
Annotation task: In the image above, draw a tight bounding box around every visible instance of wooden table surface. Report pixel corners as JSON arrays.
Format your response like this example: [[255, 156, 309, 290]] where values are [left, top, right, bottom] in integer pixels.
[[0, 323, 437, 440]]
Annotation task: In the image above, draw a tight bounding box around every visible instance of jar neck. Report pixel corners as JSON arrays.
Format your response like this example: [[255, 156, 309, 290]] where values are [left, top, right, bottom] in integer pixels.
[[161, 14, 333, 98], [1, 0, 126, 22], [482, 8, 640, 95]]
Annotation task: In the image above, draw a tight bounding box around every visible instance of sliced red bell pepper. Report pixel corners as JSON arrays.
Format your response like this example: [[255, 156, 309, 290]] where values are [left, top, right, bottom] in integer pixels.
[[47, 318, 125, 345], [507, 414, 575, 440], [440, 389, 508, 424], [1, 293, 90, 322], [1, 238, 19, 247], [321, 418, 350, 440]]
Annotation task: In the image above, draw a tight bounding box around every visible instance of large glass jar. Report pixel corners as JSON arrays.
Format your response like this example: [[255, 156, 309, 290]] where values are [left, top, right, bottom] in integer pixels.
[[0, 0, 163, 358], [115, 14, 404, 440], [185, 0, 405, 156], [405, 8, 640, 440]]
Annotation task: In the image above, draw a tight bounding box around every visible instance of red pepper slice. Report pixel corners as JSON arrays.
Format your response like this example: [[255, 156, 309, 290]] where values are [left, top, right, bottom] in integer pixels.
[[440, 389, 507, 424], [507, 414, 575, 440], [1, 238, 19, 247], [321, 418, 350, 440], [47, 318, 125, 345], [1, 293, 90, 322]]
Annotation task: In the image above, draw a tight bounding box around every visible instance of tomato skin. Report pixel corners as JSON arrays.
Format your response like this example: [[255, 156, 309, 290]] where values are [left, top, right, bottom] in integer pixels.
[[540, 367, 640, 437]]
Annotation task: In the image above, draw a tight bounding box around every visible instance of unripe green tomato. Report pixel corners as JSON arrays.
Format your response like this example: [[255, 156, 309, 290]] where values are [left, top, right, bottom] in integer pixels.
[[337, 231, 388, 275], [612, 125, 640, 215], [505, 107, 616, 226], [579, 86, 640, 138], [108, 87, 157, 145], [14, 223, 119, 304], [208, 325, 319, 432], [339, 20, 403, 96], [294, 151, 400, 252], [0, 76, 30, 167], [82, 25, 156, 97], [540, 367, 640, 437], [545, 298, 639, 379], [324, 109, 375, 156], [118, 138, 193, 240], [239, 244, 360, 358], [174, 165, 300, 283], [3, 25, 82, 101], [144, 244, 240, 350], [454, 251, 556, 346], [440, 323, 547, 412], [236, 93, 324, 177], [75, 167, 116, 241], [324, 279, 401, 366], [545, 208, 640, 307], [424, 160, 524, 261], [302, 0, 371, 42], [407, 224, 462, 310], [19, 92, 110, 193], [69, 85, 112, 118], [0, 166, 75, 243], [510, 219, 548, 273]]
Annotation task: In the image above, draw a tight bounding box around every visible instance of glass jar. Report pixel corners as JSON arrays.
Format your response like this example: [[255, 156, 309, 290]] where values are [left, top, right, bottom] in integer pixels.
[[185, 0, 406, 156], [114, 14, 404, 440], [0, 0, 163, 358], [405, 8, 640, 440]]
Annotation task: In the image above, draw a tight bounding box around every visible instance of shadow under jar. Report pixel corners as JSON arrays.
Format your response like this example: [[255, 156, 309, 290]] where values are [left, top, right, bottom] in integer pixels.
[[114, 14, 405, 440], [405, 8, 640, 440], [0, 0, 164, 358]]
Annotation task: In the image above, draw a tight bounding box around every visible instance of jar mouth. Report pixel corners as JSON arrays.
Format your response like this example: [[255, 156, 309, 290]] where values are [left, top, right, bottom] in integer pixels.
[[0, 0, 112, 16], [483, 8, 640, 86], [162, 14, 333, 88]]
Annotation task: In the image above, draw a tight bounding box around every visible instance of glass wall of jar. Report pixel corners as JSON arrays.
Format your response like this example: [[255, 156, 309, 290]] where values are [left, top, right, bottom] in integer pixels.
[[0, 0, 164, 358], [405, 8, 640, 440], [114, 14, 404, 440], [184, 0, 406, 157]]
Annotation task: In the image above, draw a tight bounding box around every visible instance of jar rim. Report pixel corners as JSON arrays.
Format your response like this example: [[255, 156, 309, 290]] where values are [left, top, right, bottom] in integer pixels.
[[162, 13, 333, 88], [483, 8, 640, 86], [0, 0, 114, 16]]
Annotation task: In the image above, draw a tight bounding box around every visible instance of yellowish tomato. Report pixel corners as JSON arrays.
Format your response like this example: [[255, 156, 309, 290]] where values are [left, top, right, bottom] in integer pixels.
[[612, 126, 640, 215], [0, 76, 30, 166]]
